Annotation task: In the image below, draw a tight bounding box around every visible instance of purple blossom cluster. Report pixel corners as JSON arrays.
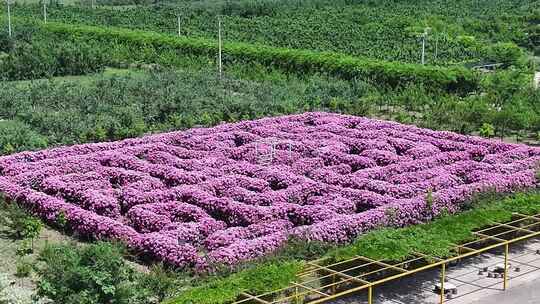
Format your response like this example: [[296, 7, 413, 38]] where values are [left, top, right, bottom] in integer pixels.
[[0, 112, 538, 270]]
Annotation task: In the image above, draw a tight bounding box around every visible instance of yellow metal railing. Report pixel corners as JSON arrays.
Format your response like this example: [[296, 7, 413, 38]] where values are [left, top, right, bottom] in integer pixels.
[[233, 213, 540, 304]]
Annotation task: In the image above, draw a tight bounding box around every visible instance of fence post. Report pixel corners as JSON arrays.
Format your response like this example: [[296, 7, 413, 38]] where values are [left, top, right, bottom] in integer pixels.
[[440, 263, 446, 304], [177, 15, 181, 37]]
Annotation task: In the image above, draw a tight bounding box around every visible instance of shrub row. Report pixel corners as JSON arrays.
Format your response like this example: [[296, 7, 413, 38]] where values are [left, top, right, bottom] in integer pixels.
[[0, 20, 107, 81], [41, 21, 479, 93], [5, 1, 535, 65]]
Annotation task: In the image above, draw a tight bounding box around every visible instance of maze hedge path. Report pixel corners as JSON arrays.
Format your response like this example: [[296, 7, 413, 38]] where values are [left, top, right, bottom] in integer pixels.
[[0, 112, 538, 269]]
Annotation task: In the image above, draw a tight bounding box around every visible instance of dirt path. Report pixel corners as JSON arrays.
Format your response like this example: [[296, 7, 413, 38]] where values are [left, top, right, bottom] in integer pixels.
[[0, 218, 71, 302]]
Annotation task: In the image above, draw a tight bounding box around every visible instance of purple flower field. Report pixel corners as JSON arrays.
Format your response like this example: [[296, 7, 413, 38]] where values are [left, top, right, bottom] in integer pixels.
[[0, 112, 538, 270]]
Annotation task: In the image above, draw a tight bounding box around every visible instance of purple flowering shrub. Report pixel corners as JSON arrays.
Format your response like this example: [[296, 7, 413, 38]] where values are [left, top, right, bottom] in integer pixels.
[[0, 112, 538, 270]]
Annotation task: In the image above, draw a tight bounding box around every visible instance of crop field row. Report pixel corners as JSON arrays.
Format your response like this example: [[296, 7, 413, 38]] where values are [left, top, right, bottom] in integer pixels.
[[0, 112, 538, 270], [3, 0, 538, 64]]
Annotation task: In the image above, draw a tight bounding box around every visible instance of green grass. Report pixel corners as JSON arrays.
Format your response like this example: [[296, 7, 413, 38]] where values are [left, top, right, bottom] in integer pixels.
[[329, 192, 540, 262], [11, 67, 145, 88], [165, 191, 540, 304], [166, 261, 302, 304]]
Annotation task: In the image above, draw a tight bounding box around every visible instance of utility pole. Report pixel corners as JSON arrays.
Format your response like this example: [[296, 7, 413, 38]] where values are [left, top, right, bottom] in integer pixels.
[[43, 0, 47, 23], [6, 0, 12, 38], [177, 15, 181, 37], [434, 36, 438, 62], [218, 15, 223, 80], [421, 32, 426, 65], [421, 27, 430, 65]]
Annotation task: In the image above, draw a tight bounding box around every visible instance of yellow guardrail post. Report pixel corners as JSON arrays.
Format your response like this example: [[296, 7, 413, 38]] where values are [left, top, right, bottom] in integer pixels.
[[440, 263, 445, 304], [504, 243, 509, 290]]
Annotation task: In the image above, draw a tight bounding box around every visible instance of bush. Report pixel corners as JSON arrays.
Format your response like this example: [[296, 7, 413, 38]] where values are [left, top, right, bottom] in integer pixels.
[[130, 264, 191, 303], [36, 242, 133, 304], [15, 258, 33, 278], [0, 120, 48, 155], [479, 123, 495, 138], [0, 200, 42, 241], [484, 42, 527, 67], [35, 241, 184, 304]]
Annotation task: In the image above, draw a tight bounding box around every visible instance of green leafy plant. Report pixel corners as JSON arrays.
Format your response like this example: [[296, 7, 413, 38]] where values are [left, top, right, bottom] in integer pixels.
[[0, 200, 42, 244], [21, 218, 42, 250], [15, 258, 33, 278], [16, 239, 33, 257], [36, 242, 136, 304], [479, 123, 495, 138], [56, 210, 67, 230]]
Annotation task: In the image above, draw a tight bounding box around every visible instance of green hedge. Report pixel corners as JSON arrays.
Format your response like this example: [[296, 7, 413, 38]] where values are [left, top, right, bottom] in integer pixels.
[[42, 22, 479, 93]]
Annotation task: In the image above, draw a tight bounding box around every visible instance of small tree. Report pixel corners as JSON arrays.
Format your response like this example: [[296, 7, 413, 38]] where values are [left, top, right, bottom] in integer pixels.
[[485, 42, 527, 67], [478, 123, 495, 138], [21, 218, 42, 250]]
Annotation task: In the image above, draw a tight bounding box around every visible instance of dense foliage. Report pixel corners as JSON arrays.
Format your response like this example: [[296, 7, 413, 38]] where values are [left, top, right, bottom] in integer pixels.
[[0, 198, 42, 241], [35, 241, 189, 304], [4, 0, 538, 64], [43, 21, 479, 91], [0, 18, 479, 92], [1, 67, 538, 156], [0, 21, 107, 81]]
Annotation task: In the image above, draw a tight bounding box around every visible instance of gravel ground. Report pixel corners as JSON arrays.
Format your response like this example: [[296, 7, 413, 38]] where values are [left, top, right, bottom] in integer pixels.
[[0, 210, 70, 304]]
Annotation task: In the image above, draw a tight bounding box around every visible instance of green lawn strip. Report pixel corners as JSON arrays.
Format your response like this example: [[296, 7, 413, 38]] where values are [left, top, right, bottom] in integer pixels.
[[10, 68, 146, 88], [328, 192, 540, 262], [166, 191, 540, 304], [166, 261, 302, 304]]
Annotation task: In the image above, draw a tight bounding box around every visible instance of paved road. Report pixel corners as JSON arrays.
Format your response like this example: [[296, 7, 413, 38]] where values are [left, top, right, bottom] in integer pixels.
[[468, 277, 540, 304]]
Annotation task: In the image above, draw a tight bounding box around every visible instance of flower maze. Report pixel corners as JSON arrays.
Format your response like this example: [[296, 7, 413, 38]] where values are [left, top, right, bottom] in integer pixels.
[[0, 112, 538, 270]]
